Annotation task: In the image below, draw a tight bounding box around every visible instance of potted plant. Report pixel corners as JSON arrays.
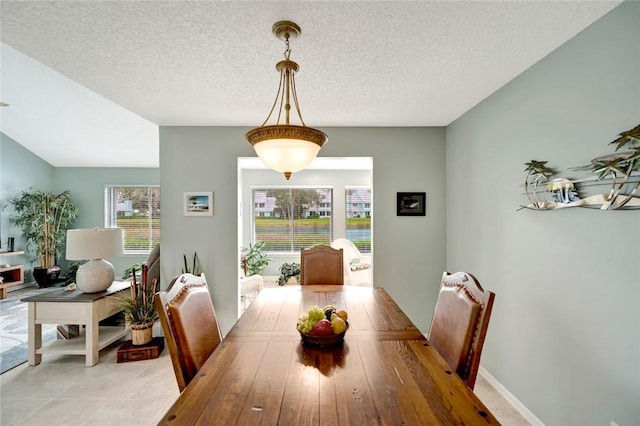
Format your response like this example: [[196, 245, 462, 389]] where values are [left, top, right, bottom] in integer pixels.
[[241, 241, 272, 276], [119, 264, 159, 345], [9, 189, 79, 287], [62, 261, 84, 285], [277, 262, 300, 286], [182, 252, 202, 275], [122, 263, 142, 280]]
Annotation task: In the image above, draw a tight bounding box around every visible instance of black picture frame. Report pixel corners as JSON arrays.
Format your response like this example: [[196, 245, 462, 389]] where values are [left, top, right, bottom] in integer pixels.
[[397, 192, 426, 216]]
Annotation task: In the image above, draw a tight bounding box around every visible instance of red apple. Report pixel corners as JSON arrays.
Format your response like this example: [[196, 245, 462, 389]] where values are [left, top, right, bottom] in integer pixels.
[[310, 319, 333, 336]]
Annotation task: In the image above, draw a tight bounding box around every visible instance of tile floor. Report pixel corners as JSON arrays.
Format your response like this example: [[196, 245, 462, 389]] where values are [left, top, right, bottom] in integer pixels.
[[0, 332, 179, 426], [475, 374, 532, 425], [0, 286, 531, 425]]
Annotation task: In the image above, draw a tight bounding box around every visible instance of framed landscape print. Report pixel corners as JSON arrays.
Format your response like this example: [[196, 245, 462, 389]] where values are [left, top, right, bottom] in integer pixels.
[[397, 192, 426, 216], [184, 192, 213, 216]]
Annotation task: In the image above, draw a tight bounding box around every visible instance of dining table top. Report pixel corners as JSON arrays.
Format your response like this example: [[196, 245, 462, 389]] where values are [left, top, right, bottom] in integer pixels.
[[158, 284, 499, 425]]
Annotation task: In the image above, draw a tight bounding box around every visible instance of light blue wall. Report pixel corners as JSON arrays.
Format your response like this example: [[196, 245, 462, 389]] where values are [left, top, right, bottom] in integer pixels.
[[446, 2, 640, 425], [160, 126, 446, 334], [1, 133, 159, 283], [6, 4, 635, 423], [1, 132, 55, 282], [53, 167, 160, 278]]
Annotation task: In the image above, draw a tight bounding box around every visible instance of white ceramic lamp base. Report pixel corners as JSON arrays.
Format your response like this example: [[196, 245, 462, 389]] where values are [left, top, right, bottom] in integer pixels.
[[76, 259, 115, 293]]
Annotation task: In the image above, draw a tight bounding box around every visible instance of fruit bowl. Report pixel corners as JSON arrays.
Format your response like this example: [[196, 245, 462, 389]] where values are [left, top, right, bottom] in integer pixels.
[[299, 322, 349, 348]]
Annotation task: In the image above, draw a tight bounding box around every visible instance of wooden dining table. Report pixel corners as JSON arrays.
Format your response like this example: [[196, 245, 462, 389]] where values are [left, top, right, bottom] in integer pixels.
[[158, 285, 499, 425]]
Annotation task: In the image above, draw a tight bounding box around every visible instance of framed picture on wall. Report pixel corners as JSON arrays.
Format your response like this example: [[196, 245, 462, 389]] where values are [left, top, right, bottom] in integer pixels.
[[397, 192, 426, 216], [184, 192, 213, 216]]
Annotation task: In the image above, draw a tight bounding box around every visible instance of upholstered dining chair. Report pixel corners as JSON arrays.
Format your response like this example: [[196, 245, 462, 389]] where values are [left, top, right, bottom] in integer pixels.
[[300, 245, 344, 285], [427, 271, 495, 390], [154, 273, 222, 392]]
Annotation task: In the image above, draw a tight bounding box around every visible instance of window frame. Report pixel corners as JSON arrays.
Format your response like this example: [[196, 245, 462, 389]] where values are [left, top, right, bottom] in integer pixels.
[[104, 184, 160, 255], [251, 185, 334, 254], [345, 186, 372, 254]]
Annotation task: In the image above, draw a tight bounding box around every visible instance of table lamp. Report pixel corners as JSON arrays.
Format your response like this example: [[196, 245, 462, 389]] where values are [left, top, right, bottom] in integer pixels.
[[66, 228, 123, 293]]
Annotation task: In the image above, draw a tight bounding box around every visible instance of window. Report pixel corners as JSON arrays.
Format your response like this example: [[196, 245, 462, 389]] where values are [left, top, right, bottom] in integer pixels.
[[252, 187, 332, 252], [104, 186, 160, 254], [345, 187, 372, 253]]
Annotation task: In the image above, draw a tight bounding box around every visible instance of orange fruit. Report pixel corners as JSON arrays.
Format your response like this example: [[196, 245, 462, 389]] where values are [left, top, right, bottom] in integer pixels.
[[336, 309, 348, 322]]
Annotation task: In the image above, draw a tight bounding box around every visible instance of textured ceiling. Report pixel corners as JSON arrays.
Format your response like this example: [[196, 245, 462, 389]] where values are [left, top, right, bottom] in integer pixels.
[[0, 1, 622, 167]]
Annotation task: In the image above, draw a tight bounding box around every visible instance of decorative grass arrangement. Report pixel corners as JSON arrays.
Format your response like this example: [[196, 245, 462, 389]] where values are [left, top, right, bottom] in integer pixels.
[[182, 252, 202, 275], [119, 265, 159, 325]]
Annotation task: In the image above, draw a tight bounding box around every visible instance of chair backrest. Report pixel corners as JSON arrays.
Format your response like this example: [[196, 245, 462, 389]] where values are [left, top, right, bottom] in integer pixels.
[[331, 238, 361, 272], [300, 245, 344, 285], [145, 243, 160, 288], [427, 271, 495, 389], [154, 273, 222, 392]]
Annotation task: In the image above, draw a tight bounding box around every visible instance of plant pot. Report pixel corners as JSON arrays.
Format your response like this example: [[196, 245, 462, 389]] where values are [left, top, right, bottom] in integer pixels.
[[286, 276, 300, 285], [33, 266, 62, 288], [130, 322, 154, 345]]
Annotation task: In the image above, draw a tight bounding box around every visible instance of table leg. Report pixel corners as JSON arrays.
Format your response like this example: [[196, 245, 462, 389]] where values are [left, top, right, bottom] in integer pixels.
[[85, 302, 99, 366], [27, 302, 42, 365]]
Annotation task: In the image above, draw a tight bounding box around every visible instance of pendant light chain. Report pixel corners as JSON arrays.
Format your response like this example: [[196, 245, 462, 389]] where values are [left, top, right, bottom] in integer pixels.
[[259, 66, 285, 128], [290, 72, 307, 127], [283, 33, 292, 126], [282, 31, 307, 127]]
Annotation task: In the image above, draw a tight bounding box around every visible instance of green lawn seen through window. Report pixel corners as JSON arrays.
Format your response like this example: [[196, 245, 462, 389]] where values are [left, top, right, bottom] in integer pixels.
[[255, 217, 371, 252], [116, 217, 160, 251]]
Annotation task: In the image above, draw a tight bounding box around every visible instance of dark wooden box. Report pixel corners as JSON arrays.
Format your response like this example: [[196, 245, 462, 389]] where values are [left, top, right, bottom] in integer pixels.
[[117, 337, 164, 363]]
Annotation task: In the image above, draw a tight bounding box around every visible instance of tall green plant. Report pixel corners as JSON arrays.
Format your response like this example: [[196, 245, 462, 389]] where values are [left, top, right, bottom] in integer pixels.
[[10, 190, 79, 268]]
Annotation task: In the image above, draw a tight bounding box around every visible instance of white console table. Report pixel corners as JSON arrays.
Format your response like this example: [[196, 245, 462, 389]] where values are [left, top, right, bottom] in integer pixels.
[[22, 281, 130, 366]]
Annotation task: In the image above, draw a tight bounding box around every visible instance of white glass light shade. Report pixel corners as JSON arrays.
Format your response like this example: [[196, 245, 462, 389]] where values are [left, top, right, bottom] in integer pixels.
[[253, 138, 322, 174], [246, 124, 327, 179], [66, 228, 123, 293]]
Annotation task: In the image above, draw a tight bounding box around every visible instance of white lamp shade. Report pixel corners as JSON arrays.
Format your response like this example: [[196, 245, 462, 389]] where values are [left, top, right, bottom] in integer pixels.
[[253, 138, 322, 174], [66, 228, 123, 261]]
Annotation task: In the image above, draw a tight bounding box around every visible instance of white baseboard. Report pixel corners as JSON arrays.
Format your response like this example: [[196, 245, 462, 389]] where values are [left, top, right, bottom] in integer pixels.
[[479, 365, 546, 426]]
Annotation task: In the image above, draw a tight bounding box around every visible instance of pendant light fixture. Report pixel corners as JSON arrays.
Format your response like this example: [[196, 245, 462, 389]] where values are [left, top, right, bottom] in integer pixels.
[[246, 21, 327, 180]]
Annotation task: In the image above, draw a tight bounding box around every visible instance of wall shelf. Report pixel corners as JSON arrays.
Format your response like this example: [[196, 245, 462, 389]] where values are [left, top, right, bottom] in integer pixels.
[[0, 251, 25, 299]]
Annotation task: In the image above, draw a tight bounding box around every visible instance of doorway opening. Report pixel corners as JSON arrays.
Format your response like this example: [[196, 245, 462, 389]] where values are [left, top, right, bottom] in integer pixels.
[[237, 157, 373, 316]]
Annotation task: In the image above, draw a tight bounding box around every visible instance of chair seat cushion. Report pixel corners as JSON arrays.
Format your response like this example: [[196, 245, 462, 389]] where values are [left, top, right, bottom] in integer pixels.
[[241, 274, 263, 294], [349, 259, 370, 271]]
